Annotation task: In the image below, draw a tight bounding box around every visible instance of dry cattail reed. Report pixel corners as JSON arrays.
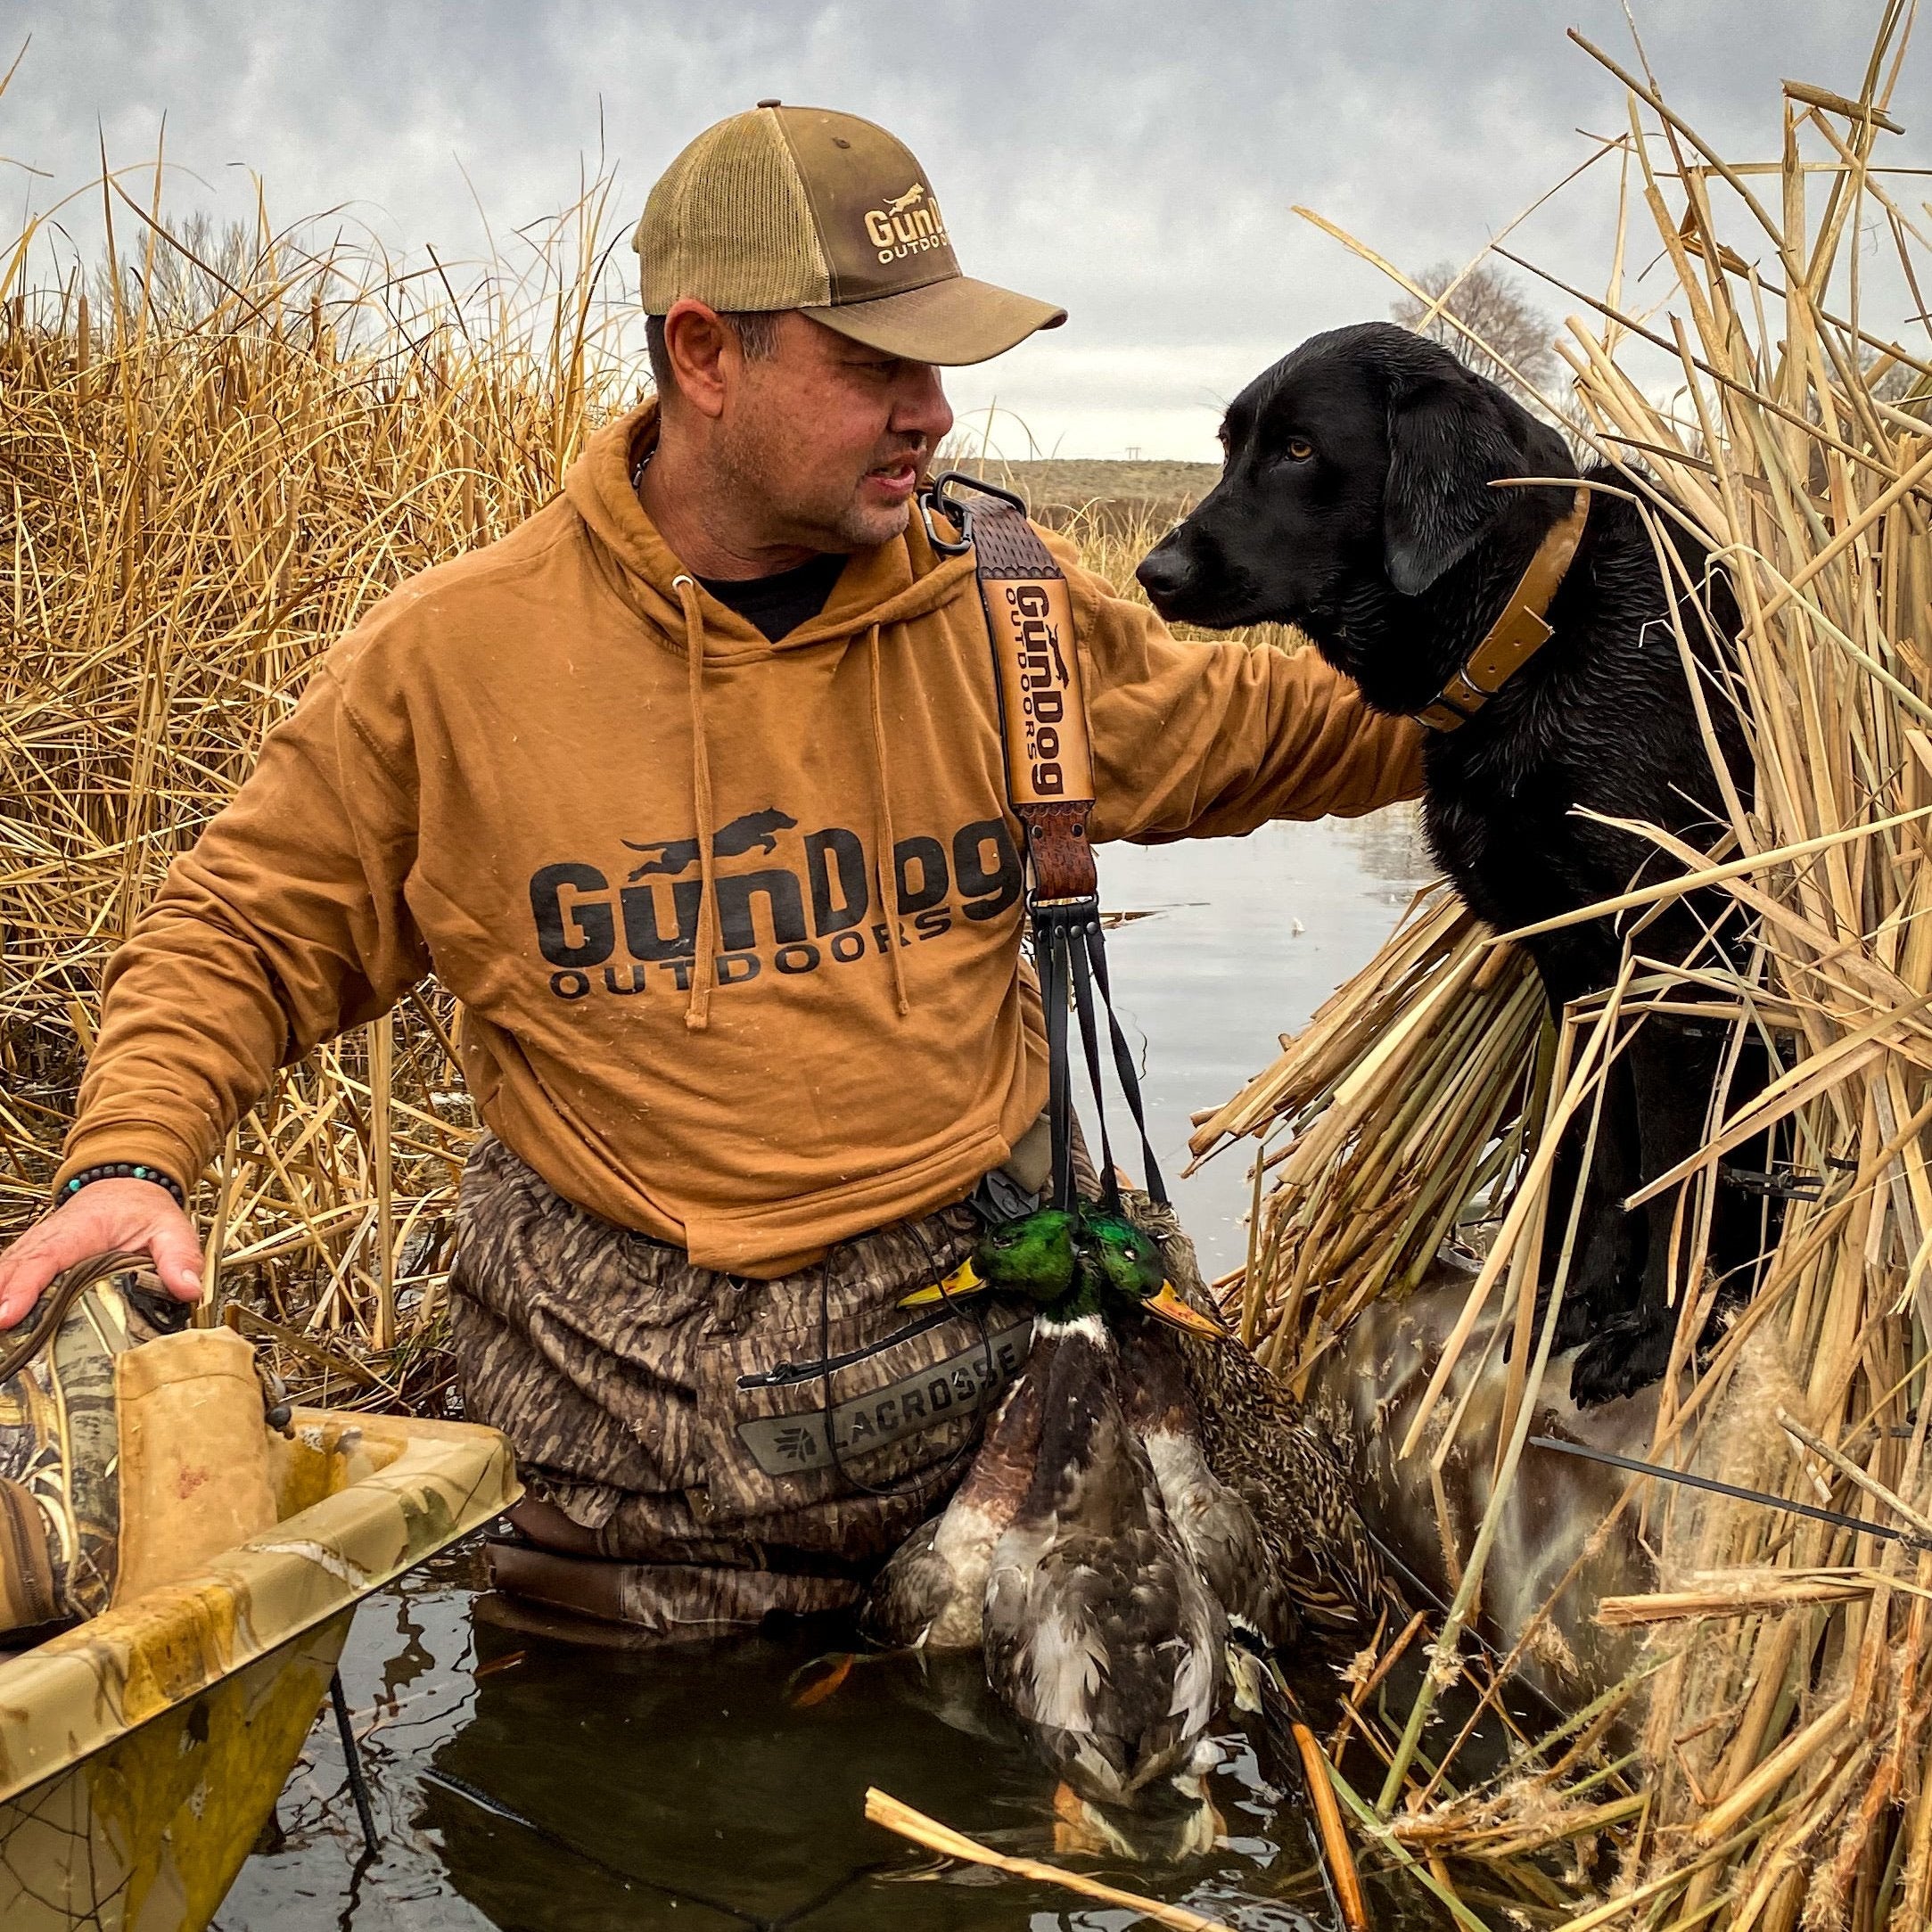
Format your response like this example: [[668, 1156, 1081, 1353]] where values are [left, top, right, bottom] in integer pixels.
[[1192, 17, 1932, 1928], [1, 165, 634, 1410]]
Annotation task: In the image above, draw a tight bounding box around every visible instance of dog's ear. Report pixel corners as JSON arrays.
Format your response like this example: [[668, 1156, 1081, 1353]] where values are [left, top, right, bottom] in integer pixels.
[[1382, 372, 1525, 596]]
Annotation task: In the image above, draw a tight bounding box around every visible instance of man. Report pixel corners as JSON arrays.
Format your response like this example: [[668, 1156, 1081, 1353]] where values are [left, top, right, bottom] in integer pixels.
[[0, 103, 1421, 1635]]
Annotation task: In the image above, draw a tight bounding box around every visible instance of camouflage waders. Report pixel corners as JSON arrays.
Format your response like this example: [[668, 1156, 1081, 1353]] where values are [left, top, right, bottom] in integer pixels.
[[449, 1132, 1039, 1639]]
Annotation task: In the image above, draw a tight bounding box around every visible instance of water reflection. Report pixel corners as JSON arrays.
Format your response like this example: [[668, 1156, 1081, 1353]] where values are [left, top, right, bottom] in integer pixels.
[[421, 1607, 1355, 1931], [1102, 808, 1435, 1275], [223, 1552, 1445, 1932]]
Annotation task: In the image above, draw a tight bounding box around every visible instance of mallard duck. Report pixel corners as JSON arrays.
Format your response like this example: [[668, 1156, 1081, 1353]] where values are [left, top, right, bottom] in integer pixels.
[[933, 1200, 1393, 1648], [1073, 1208, 1306, 1711], [858, 1213, 1078, 1652], [983, 1280, 1226, 1846], [1112, 1318, 1285, 1709], [894, 1206, 1228, 1846], [1126, 1193, 1394, 1643], [862, 1209, 1221, 1655]]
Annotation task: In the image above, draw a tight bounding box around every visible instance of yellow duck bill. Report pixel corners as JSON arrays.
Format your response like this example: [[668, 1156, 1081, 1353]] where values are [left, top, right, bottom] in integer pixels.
[[899, 1259, 983, 1307], [898, 1269, 1227, 1336], [1144, 1282, 1230, 1339]]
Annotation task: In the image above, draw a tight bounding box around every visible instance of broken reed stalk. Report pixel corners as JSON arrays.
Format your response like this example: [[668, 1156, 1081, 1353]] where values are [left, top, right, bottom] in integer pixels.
[[1195, 16, 1932, 1928], [1290, 1720, 1372, 1932], [861, 1788, 1232, 1932]]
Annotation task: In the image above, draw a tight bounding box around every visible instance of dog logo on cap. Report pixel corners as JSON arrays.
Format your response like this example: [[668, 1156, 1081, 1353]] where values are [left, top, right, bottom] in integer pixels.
[[864, 183, 950, 263]]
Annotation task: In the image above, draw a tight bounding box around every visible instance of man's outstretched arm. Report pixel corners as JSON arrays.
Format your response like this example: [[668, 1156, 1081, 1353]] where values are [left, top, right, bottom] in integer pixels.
[[0, 647, 429, 1328], [1053, 538, 1426, 843]]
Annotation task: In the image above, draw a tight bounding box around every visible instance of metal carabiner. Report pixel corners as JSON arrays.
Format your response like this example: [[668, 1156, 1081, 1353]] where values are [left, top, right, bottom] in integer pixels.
[[918, 469, 1030, 558], [917, 487, 972, 556]]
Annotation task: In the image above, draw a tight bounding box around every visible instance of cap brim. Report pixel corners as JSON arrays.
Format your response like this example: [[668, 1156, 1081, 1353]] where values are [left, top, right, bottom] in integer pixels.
[[802, 275, 1065, 366]]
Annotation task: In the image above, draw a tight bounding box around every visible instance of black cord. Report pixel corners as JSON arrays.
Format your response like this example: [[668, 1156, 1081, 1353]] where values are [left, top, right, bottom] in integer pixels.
[[329, 1669, 381, 1862], [817, 1217, 997, 1503], [1036, 905, 1170, 1213], [1081, 915, 1169, 1205], [420, 1766, 749, 1920], [1066, 914, 1122, 1208], [1040, 916, 1076, 1211]]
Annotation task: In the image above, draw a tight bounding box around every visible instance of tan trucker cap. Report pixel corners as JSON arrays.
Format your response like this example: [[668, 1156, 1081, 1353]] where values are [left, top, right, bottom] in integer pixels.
[[634, 101, 1065, 366]]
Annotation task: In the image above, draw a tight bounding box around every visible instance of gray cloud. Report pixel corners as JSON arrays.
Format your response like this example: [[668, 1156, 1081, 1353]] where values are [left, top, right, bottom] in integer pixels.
[[7, 2, 1923, 454]]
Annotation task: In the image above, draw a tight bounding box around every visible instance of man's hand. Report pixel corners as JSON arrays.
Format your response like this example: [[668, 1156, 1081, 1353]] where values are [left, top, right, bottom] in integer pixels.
[[0, 1180, 204, 1330]]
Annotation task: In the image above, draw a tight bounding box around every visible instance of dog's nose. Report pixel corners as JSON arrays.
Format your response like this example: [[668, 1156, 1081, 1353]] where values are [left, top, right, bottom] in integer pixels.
[[1134, 542, 1192, 606]]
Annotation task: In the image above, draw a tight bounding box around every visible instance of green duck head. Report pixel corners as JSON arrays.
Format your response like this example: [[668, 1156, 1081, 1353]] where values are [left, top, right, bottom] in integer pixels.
[[902, 1204, 1225, 1338], [1078, 1209, 1165, 1297], [900, 1206, 1079, 1310], [973, 1207, 1081, 1297], [1078, 1208, 1228, 1339]]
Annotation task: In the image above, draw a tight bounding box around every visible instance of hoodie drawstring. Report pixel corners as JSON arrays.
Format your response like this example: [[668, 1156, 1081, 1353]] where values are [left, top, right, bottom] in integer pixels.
[[672, 583, 908, 1028], [674, 574, 721, 1032], [866, 623, 911, 1018]]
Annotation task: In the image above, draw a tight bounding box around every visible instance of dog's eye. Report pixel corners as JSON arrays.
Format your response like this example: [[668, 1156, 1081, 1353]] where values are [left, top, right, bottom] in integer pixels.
[[1286, 438, 1314, 462]]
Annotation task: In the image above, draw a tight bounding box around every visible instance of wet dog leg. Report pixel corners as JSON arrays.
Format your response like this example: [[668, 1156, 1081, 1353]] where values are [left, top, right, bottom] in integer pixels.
[[1569, 1020, 1721, 1406]]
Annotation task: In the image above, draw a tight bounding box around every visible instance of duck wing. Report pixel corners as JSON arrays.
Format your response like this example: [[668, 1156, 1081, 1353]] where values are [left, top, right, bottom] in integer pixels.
[[1119, 1320, 1290, 1656], [858, 1516, 947, 1649], [982, 1327, 1226, 1807], [1189, 1338, 1393, 1637], [1119, 1191, 1395, 1640], [860, 1363, 1048, 1650]]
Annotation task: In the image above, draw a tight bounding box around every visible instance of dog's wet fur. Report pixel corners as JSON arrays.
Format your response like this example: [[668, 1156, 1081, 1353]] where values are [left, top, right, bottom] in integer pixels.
[[1138, 322, 1772, 1407]]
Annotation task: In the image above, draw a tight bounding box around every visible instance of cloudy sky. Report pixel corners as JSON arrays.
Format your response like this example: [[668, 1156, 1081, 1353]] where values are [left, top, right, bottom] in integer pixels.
[[7, 3, 1924, 457]]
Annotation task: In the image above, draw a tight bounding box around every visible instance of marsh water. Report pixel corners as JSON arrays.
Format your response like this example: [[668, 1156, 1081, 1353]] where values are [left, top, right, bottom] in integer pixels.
[[218, 810, 1452, 1932]]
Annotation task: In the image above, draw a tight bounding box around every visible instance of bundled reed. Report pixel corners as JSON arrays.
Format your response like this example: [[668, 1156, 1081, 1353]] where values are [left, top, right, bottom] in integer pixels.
[[1191, 886, 1544, 1382], [1194, 16, 1932, 1928]]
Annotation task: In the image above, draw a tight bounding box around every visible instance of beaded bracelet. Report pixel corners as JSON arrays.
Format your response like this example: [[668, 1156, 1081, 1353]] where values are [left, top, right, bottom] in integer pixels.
[[58, 1162, 188, 1212]]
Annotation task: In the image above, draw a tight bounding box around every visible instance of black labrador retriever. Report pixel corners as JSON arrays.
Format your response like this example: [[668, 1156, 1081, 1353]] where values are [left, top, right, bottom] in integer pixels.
[[1138, 322, 1771, 1406]]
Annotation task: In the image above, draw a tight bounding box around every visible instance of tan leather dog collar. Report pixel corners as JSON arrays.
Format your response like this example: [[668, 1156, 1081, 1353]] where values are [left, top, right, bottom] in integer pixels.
[[1416, 487, 1591, 732]]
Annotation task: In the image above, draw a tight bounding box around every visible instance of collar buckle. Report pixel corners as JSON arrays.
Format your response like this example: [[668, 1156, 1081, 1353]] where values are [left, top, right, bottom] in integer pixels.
[[1415, 487, 1591, 733]]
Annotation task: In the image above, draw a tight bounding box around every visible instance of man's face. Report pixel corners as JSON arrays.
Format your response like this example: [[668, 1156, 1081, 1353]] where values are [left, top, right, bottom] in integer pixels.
[[715, 312, 955, 551]]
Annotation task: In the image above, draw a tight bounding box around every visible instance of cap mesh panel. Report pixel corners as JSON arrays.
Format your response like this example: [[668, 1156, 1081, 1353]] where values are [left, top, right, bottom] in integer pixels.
[[636, 111, 832, 312]]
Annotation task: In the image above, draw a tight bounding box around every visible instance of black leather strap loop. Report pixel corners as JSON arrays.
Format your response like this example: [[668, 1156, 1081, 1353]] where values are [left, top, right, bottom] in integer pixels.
[[1083, 917, 1169, 1206]]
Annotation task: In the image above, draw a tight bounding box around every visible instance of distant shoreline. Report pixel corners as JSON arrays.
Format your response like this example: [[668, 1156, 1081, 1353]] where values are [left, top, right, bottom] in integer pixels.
[[948, 456, 1221, 531]]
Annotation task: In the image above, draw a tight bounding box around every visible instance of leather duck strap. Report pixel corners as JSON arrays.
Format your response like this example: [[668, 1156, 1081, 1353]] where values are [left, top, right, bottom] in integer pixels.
[[921, 474, 1166, 1211], [926, 475, 1098, 905]]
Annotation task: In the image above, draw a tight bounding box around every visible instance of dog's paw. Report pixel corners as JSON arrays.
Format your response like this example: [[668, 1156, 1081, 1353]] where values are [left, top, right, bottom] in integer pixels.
[[1550, 1289, 1600, 1355], [1566, 1311, 1674, 1408], [1504, 1281, 1619, 1363]]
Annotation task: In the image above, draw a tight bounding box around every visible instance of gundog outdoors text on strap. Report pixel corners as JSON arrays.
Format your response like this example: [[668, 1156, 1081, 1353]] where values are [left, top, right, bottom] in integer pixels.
[[922, 473, 1167, 1216]]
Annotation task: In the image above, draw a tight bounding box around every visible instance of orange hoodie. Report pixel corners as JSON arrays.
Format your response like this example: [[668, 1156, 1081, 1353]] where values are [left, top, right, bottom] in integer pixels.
[[59, 404, 1423, 1273]]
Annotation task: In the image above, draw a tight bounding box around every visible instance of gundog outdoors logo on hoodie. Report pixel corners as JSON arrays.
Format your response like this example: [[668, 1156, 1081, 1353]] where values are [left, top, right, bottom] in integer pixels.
[[528, 807, 1022, 1002]]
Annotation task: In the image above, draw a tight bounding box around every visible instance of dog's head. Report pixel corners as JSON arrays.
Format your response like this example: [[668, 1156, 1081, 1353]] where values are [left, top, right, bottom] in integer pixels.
[[1136, 322, 1574, 709]]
